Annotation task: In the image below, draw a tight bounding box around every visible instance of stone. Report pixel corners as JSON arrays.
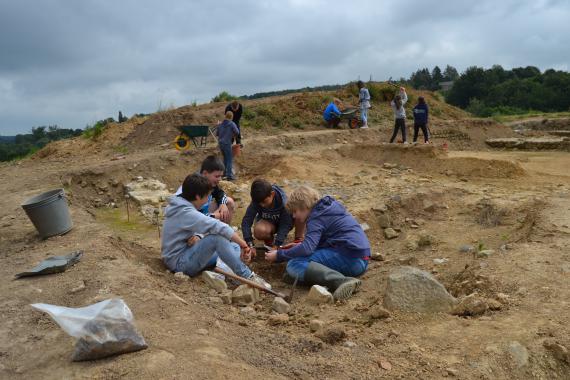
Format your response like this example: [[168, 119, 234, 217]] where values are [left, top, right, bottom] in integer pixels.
[[543, 340, 570, 363], [487, 299, 502, 310], [268, 314, 289, 326], [433, 258, 449, 265], [423, 201, 437, 212], [383, 162, 398, 169], [202, 271, 227, 293], [239, 306, 256, 316], [174, 272, 190, 280], [373, 204, 388, 213], [232, 285, 260, 306], [360, 223, 370, 231], [398, 256, 418, 266], [417, 233, 435, 247], [309, 319, 325, 333], [384, 228, 399, 239], [367, 306, 391, 320], [272, 297, 291, 314], [446, 368, 459, 377], [317, 327, 346, 345], [477, 249, 495, 258], [69, 281, 86, 294], [383, 266, 457, 313], [508, 341, 529, 368], [343, 341, 357, 348], [378, 214, 391, 228], [371, 252, 385, 261], [125, 178, 171, 206], [220, 290, 232, 304], [451, 294, 489, 316], [307, 285, 333, 304], [495, 293, 510, 304], [459, 245, 475, 254]]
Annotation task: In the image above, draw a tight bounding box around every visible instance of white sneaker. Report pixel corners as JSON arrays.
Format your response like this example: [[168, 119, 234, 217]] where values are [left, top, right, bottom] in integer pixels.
[[403, 141, 409, 144], [249, 272, 272, 289], [360, 124, 369, 129]]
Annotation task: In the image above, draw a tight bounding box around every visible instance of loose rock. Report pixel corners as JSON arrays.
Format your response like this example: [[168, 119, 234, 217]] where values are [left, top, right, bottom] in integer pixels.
[[317, 327, 346, 345], [459, 245, 475, 254], [268, 314, 289, 326], [543, 340, 570, 363], [272, 297, 291, 314], [383, 266, 456, 313], [377, 214, 391, 228], [371, 252, 385, 261], [384, 228, 399, 240], [307, 285, 333, 304], [367, 306, 391, 320], [451, 294, 489, 316], [202, 271, 227, 293], [239, 306, 256, 316], [232, 285, 260, 306], [477, 249, 495, 258], [219, 290, 233, 304], [309, 319, 325, 333], [508, 341, 529, 368], [69, 281, 86, 294], [174, 272, 190, 280]]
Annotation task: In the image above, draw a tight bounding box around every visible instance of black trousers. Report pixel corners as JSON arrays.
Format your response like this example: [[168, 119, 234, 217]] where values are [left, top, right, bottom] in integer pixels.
[[390, 118, 407, 143], [413, 123, 429, 142]]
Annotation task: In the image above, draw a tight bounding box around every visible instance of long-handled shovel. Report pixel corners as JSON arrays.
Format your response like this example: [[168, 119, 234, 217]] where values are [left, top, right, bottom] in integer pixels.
[[213, 267, 292, 302]]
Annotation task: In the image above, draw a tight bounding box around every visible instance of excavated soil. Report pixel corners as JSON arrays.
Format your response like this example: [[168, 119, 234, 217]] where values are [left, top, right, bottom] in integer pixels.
[[1, 94, 569, 379]]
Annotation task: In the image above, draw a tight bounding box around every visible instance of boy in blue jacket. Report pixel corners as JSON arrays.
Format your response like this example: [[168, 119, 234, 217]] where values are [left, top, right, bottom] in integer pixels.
[[162, 173, 270, 288], [241, 179, 304, 255], [412, 96, 430, 143], [323, 98, 343, 129], [265, 186, 370, 300]]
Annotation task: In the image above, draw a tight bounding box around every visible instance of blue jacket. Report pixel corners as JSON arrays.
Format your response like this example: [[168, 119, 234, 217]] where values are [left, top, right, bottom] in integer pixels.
[[241, 185, 293, 247], [323, 102, 341, 121], [276, 196, 371, 262], [216, 119, 239, 145], [413, 103, 429, 124], [161, 195, 235, 271]]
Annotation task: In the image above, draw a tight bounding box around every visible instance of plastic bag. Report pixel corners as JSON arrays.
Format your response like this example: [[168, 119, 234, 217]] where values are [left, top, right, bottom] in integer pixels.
[[31, 298, 147, 361]]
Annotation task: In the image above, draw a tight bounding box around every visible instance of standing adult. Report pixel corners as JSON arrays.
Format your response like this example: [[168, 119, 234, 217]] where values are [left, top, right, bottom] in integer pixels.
[[225, 100, 243, 145], [358, 81, 371, 129]]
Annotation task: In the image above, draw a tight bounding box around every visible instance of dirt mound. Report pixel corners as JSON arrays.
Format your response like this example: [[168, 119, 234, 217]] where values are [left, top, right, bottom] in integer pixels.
[[338, 143, 526, 178]]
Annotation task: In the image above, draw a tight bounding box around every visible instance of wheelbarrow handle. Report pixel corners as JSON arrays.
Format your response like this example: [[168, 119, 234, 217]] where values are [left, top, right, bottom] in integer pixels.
[[213, 267, 287, 299]]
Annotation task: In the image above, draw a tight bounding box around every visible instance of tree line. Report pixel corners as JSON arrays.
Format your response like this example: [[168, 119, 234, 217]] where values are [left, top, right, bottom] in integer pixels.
[[0, 126, 82, 161]]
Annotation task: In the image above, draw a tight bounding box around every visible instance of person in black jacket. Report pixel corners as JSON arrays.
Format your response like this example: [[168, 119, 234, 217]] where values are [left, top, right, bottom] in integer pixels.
[[174, 155, 235, 223], [412, 96, 430, 143], [241, 179, 305, 255], [225, 100, 243, 145]]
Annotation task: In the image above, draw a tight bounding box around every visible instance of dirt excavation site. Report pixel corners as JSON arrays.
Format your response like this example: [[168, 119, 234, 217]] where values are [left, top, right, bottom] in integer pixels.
[[1, 90, 569, 379]]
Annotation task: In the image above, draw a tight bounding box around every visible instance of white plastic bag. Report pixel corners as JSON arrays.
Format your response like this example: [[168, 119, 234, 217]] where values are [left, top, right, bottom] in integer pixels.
[[31, 298, 147, 361]]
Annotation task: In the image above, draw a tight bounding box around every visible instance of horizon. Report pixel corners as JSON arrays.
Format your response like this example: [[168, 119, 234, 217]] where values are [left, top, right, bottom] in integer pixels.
[[1, 0, 569, 135]]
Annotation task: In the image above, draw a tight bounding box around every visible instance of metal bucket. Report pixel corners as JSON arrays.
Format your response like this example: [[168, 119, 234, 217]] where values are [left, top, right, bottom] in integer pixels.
[[21, 189, 73, 239]]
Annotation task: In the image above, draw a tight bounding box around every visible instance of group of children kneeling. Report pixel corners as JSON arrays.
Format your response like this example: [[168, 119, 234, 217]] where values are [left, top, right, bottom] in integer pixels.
[[323, 81, 431, 144], [161, 155, 371, 300]]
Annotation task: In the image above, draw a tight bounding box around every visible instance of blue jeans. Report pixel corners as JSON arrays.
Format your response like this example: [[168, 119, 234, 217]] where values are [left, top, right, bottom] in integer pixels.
[[176, 234, 252, 278], [285, 248, 368, 282], [360, 106, 368, 124], [219, 143, 233, 179]]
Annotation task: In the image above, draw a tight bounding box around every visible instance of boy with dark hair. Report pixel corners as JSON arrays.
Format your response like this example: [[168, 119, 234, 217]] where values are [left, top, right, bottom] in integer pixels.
[[175, 155, 235, 223], [241, 179, 304, 255], [412, 96, 430, 144], [224, 100, 243, 145], [162, 174, 270, 287]]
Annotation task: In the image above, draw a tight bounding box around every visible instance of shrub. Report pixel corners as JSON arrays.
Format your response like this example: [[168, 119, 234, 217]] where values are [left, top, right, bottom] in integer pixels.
[[83, 118, 113, 140], [211, 91, 238, 103]]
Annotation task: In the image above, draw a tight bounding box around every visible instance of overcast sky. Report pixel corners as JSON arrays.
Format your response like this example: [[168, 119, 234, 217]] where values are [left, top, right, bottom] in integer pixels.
[[1, 0, 569, 135]]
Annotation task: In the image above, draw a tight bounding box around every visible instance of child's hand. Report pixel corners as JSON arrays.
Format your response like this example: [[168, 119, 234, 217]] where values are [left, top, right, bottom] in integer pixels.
[[187, 235, 201, 247], [400, 86, 406, 92], [265, 250, 278, 263], [241, 246, 252, 264], [280, 242, 300, 250]]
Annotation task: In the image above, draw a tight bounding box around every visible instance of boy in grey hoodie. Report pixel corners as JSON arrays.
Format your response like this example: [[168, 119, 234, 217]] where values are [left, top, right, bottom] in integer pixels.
[[161, 174, 270, 288]]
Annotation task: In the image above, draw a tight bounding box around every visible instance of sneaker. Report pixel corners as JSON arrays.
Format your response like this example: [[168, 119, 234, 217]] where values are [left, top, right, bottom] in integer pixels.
[[360, 124, 369, 129], [249, 272, 272, 289], [403, 141, 409, 144]]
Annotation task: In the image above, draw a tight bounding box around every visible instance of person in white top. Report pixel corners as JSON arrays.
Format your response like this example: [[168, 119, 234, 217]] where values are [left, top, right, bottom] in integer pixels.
[[358, 81, 371, 128], [389, 87, 409, 143]]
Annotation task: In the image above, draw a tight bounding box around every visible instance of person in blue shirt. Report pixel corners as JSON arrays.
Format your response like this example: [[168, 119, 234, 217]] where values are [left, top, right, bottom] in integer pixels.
[[216, 111, 240, 180], [264, 186, 370, 301], [412, 96, 430, 144], [323, 98, 343, 128]]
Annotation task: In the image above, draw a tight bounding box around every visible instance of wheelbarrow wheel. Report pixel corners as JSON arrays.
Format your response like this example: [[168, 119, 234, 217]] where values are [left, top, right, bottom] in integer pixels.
[[174, 134, 191, 151]]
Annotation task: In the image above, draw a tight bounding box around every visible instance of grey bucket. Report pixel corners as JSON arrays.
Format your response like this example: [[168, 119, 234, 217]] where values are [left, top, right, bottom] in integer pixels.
[[21, 189, 73, 239]]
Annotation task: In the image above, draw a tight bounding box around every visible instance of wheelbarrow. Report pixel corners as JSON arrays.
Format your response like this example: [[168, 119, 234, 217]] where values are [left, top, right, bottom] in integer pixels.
[[174, 125, 218, 151], [339, 107, 361, 129]]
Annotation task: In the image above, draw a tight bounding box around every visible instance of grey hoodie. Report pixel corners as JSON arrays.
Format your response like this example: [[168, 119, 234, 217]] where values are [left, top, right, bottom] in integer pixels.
[[161, 195, 235, 271]]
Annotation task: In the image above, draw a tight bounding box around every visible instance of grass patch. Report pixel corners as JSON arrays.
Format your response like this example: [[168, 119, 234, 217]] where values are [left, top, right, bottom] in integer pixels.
[[96, 208, 155, 235]]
